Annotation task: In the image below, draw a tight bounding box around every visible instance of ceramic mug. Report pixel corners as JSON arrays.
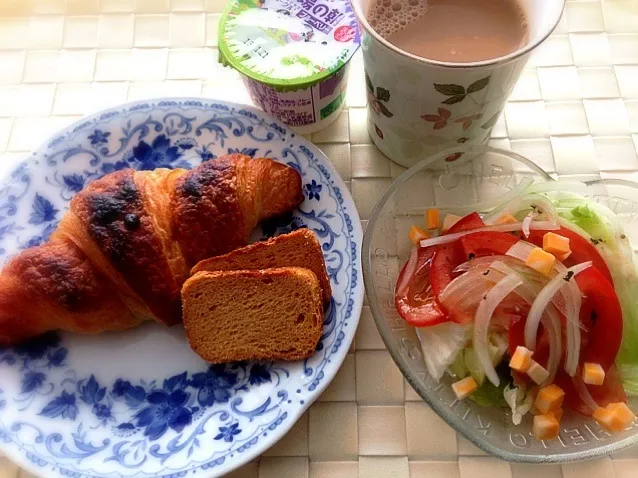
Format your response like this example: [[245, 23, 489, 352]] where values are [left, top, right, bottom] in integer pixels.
[[351, 0, 566, 167]]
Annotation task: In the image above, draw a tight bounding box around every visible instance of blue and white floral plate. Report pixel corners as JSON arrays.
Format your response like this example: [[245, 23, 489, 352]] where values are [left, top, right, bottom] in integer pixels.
[[0, 99, 363, 478]]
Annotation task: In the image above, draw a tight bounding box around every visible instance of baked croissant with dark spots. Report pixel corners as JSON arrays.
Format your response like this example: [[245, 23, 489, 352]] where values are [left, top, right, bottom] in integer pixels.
[[0, 154, 303, 345]]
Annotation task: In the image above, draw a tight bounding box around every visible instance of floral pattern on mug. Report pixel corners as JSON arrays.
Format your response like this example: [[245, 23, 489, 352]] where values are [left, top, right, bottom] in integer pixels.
[[365, 73, 393, 118], [420, 76, 497, 133]]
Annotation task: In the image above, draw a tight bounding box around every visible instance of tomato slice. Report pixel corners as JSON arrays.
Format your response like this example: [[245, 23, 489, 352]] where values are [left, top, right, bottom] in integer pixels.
[[430, 212, 485, 299], [448, 212, 486, 233], [395, 246, 447, 327], [526, 227, 613, 284], [460, 231, 520, 259], [394, 212, 485, 327], [575, 266, 623, 371]]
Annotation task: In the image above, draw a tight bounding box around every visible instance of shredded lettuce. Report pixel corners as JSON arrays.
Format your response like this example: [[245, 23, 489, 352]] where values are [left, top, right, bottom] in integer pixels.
[[447, 334, 509, 387], [463, 360, 510, 408], [416, 322, 470, 382], [504, 383, 534, 425], [469, 380, 508, 407]]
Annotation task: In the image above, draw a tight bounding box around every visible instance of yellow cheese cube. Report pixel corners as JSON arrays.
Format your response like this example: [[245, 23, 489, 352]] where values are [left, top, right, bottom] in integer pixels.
[[607, 403, 636, 428], [543, 232, 571, 256], [533, 413, 560, 440], [534, 384, 565, 414], [592, 404, 635, 433], [425, 208, 440, 230], [442, 214, 461, 232], [509, 346, 533, 372], [496, 213, 518, 225], [582, 362, 605, 386], [452, 376, 478, 401], [408, 225, 429, 245], [549, 407, 563, 422], [593, 407, 616, 432], [525, 247, 556, 276], [527, 360, 550, 385]]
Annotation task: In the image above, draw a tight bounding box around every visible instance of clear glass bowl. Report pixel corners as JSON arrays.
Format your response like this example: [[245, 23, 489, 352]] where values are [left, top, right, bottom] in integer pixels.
[[362, 145, 638, 463]]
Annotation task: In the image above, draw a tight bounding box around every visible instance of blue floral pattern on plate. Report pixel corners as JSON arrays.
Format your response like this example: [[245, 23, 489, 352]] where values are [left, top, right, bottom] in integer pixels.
[[0, 99, 363, 478]]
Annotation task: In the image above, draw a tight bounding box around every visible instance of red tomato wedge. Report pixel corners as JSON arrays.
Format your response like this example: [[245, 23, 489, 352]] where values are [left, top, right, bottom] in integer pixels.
[[576, 266, 623, 371], [460, 231, 520, 259], [395, 212, 485, 327], [395, 246, 447, 327], [526, 227, 613, 284], [430, 212, 485, 299]]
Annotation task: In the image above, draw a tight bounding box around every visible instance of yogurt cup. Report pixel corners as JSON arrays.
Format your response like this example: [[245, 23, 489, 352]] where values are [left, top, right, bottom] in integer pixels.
[[218, 0, 361, 135]]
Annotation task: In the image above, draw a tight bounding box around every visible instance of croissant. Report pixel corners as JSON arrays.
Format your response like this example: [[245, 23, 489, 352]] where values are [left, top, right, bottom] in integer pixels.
[[0, 154, 303, 345]]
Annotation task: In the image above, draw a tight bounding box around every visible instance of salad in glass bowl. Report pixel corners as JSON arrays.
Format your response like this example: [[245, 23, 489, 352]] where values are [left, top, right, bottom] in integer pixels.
[[363, 146, 638, 462]]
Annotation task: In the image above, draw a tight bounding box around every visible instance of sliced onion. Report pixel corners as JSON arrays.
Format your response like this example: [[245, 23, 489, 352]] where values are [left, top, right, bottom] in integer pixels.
[[566, 271, 584, 375], [484, 193, 560, 228], [396, 246, 419, 297], [474, 273, 524, 387], [455, 255, 547, 284], [439, 267, 495, 318], [522, 212, 535, 238], [542, 307, 563, 384], [506, 240, 536, 262], [419, 221, 559, 248], [573, 375, 600, 414], [487, 258, 546, 285], [528, 180, 589, 195], [484, 196, 525, 225], [524, 262, 592, 376], [520, 194, 560, 227]]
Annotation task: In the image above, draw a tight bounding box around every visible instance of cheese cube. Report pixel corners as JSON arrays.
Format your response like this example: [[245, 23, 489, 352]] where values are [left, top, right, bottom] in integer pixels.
[[592, 404, 635, 433], [442, 214, 461, 232], [426, 208, 440, 230], [409, 225, 429, 245], [534, 384, 565, 414], [509, 346, 533, 372], [543, 232, 571, 256], [452, 376, 478, 400], [525, 247, 556, 276], [527, 361, 550, 385], [582, 362, 605, 386], [496, 213, 518, 225], [593, 407, 616, 432], [548, 407, 563, 422], [607, 403, 636, 429], [533, 413, 560, 440]]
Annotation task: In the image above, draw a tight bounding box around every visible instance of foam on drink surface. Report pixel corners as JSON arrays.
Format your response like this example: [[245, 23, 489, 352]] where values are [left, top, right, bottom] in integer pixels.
[[365, 0, 529, 63]]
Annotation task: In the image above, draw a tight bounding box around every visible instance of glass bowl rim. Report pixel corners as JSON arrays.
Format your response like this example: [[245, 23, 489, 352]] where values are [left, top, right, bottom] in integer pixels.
[[361, 145, 638, 463]]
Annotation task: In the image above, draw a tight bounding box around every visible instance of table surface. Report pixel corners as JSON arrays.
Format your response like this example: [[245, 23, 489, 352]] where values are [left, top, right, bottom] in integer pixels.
[[0, 0, 637, 477]]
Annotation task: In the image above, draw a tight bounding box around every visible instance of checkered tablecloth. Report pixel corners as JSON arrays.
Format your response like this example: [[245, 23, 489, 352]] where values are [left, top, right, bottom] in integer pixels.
[[0, 0, 637, 477]]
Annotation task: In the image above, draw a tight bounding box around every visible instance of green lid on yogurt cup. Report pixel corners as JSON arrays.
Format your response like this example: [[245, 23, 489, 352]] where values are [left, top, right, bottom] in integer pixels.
[[218, 0, 361, 92]]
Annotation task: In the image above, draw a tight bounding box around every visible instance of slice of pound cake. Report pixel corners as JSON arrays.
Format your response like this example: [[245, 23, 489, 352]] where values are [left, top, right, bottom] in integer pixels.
[[182, 267, 323, 363], [191, 229, 332, 304]]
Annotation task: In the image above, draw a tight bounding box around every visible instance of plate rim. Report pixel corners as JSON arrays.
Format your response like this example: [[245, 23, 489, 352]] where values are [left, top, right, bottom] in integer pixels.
[[0, 97, 364, 477]]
